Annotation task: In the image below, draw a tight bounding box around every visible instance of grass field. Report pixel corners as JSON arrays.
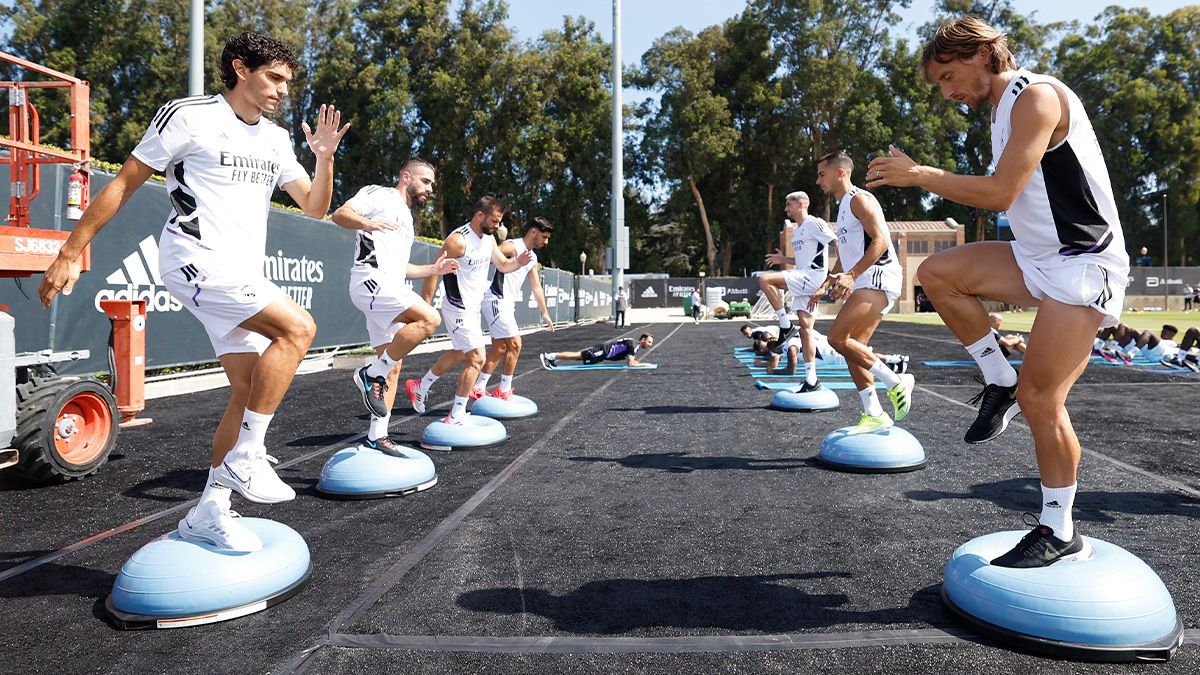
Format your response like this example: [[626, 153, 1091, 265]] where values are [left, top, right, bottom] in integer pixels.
[[885, 309, 1200, 333]]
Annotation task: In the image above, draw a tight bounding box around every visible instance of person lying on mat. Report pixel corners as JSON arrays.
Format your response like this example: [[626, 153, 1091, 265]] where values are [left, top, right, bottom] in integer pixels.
[[540, 334, 654, 369]]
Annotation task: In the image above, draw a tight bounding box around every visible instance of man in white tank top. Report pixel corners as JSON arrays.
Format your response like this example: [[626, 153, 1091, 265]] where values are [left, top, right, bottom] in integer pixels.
[[816, 151, 916, 435], [334, 158, 460, 455], [867, 16, 1130, 567], [758, 191, 836, 392], [406, 197, 532, 424], [473, 217, 555, 400]]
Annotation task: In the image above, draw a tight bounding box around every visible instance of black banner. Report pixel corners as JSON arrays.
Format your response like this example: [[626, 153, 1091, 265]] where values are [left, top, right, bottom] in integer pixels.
[[629, 278, 668, 308]]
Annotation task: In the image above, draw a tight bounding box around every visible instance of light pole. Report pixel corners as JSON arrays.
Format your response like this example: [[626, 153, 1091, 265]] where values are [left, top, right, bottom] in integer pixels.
[[1162, 191, 1168, 310], [189, 0, 204, 96], [577, 251, 587, 323]]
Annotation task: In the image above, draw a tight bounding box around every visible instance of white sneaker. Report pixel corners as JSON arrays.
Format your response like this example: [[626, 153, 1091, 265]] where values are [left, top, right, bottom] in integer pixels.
[[213, 448, 296, 504], [177, 502, 262, 553], [442, 412, 469, 426]]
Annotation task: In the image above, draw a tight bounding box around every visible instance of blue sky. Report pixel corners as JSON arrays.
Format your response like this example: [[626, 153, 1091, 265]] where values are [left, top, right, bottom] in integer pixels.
[[504, 0, 1196, 66]]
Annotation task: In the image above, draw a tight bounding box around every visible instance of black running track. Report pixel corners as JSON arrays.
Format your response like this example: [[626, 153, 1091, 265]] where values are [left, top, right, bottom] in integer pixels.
[[2, 319, 1199, 674]]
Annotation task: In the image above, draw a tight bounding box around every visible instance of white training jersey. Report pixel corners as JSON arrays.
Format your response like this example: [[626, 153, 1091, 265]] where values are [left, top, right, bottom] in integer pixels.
[[790, 216, 835, 272], [485, 238, 536, 305], [835, 186, 899, 277], [443, 222, 495, 310], [346, 185, 415, 287], [992, 69, 1128, 271], [132, 94, 308, 275]]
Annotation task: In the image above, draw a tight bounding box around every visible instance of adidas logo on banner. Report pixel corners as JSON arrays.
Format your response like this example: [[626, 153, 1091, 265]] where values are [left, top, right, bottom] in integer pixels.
[[641, 286, 658, 298], [93, 236, 184, 313]]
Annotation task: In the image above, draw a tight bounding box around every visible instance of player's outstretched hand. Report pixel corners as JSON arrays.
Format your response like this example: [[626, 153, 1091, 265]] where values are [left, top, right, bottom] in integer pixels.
[[302, 104, 351, 160]]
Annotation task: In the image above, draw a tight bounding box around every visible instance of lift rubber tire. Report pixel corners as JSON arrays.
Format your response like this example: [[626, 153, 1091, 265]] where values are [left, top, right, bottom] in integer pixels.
[[10, 373, 119, 483]]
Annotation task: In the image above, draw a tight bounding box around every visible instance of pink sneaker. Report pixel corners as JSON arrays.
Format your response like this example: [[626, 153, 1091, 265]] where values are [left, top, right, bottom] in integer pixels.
[[489, 387, 513, 401], [441, 413, 468, 426], [468, 387, 486, 401]]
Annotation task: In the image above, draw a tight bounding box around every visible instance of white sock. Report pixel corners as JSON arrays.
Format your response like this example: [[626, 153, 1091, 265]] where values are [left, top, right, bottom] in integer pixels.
[[474, 372, 492, 390], [368, 414, 390, 441], [775, 308, 790, 329], [1039, 483, 1077, 540], [366, 350, 398, 379], [804, 361, 817, 386], [197, 467, 232, 511], [499, 374, 513, 391], [544, 352, 557, 362], [858, 386, 884, 417], [419, 370, 439, 395], [868, 359, 902, 388], [227, 409, 272, 460], [966, 333, 1017, 387], [450, 395, 468, 419]]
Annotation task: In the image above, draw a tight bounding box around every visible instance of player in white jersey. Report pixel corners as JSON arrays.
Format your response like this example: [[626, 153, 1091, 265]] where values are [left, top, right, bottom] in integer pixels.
[[758, 191, 836, 392], [868, 16, 1131, 567], [39, 32, 350, 551], [334, 159, 460, 455], [473, 217, 555, 401], [815, 151, 915, 435], [407, 197, 533, 424]]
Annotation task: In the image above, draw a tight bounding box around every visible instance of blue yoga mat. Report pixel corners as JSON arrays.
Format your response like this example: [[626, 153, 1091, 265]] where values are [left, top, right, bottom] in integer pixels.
[[550, 363, 659, 371], [755, 380, 884, 391], [748, 371, 852, 379]]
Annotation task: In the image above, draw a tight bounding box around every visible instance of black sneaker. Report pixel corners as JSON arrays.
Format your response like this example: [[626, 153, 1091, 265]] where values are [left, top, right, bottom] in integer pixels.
[[798, 380, 824, 393], [363, 436, 405, 458], [771, 324, 797, 353], [1182, 357, 1200, 373], [354, 366, 389, 418], [991, 516, 1091, 568], [964, 377, 1020, 444]]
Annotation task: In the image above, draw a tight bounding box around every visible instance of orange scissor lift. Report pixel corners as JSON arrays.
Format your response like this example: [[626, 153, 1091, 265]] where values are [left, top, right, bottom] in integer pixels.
[[1, 51, 150, 483]]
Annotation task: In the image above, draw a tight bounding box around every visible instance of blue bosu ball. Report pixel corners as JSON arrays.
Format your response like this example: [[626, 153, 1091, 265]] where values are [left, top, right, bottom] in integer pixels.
[[471, 393, 539, 419], [942, 530, 1183, 662], [106, 518, 310, 629], [420, 414, 507, 451], [817, 425, 926, 473], [317, 444, 438, 498], [770, 386, 840, 412]]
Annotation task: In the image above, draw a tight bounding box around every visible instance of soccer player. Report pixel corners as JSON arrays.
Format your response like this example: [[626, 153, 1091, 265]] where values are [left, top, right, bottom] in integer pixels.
[[540, 334, 655, 368], [39, 32, 350, 551], [816, 151, 916, 435], [868, 16, 1130, 567], [472, 217, 556, 400], [406, 197, 532, 424], [758, 190, 836, 391], [335, 159, 459, 454]]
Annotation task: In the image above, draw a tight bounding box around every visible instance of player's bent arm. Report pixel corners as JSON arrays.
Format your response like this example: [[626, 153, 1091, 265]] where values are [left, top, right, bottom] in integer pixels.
[[846, 193, 890, 278], [39, 156, 157, 306], [908, 86, 1060, 211], [529, 266, 553, 324], [422, 235, 465, 302], [492, 244, 529, 273]]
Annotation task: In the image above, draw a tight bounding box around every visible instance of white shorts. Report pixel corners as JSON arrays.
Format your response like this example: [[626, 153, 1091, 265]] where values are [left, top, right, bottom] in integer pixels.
[[482, 297, 520, 339], [162, 264, 282, 356], [1011, 242, 1126, 328], [441, 303, 489, 353], [350, 277, 420, 347], [852, 264, 902, 315], [783, 269, 827, 313]]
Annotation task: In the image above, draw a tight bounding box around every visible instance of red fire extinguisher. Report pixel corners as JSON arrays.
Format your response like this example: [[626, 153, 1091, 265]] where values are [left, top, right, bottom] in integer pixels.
[[67, 165, 89, 220]]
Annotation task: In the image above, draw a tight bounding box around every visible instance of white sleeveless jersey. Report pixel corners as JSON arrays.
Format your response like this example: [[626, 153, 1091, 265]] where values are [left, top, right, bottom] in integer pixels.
[[835, 186, 899, 275], [485, 238, 537, 305], [443, 222, 494, 310], [132, 93, 308, 274], [347, 185, 414, 287], [791, 216, 835, 271], [992, 69, 1128, 271]]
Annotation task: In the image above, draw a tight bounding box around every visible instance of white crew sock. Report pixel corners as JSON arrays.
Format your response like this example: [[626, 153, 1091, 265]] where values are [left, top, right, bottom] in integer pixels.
[[499, 374, 513, 391], [419, 370, 439, 396], [197, 467, 233, 511], [775, 308, 790, 329], [227, 409, 272, 461], [804, 361, 817, 386], [450, 395, 468, 420], [1039, 483, 1077, 540], [474, 372, 492, 390], [868, 359, 902, 388], [368, 414, 390, 441], [966, 333, 1018, 387], [366, 350, 398, 380], [858, 386, 884, 417]]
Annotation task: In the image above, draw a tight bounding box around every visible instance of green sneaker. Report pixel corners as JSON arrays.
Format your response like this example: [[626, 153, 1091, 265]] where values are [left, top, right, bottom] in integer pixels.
[[847, 411, 894, 435], [887, 373, 915, 422]]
